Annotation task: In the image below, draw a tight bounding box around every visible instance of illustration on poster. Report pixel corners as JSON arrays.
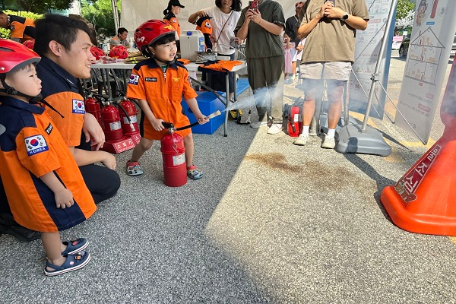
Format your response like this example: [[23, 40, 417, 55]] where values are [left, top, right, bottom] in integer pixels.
[[416, 0, 428, 26]]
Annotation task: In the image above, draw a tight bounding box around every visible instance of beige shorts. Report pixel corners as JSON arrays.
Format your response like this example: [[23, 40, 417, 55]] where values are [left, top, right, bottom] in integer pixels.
[[300, 62, 352, 81]]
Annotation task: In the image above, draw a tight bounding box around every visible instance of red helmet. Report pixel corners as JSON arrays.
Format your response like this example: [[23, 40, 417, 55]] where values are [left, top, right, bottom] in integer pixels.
[[23, 39, 35, 50], [134, 20, 175, 53], [90, 46, 105, 60], [0, 39, 40, 75], [109, 45, 128, 59]]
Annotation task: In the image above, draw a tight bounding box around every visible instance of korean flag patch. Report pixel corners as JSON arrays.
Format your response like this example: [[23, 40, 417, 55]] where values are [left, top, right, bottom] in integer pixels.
[[72, 99, 86, 114], [25, 135, 49, 156], [129, 74, 140, 85]]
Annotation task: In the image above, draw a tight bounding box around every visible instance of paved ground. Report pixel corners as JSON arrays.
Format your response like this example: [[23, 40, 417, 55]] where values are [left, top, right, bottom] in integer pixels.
[[1, 51, 455, 303]]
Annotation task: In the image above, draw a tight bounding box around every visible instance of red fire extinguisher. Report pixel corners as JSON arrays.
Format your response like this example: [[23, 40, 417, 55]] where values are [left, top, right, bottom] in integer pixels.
[[84, 95, 102, 125], [158, 111, 220, 187], [101, 101, 124, 141], [287, 105, 302, 137], [118, 98, 139, 136], [160, 123, 187, 187]]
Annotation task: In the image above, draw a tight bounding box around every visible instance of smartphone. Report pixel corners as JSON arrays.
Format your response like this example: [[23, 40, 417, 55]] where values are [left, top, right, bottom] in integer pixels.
[[249, 1, 259, 13]]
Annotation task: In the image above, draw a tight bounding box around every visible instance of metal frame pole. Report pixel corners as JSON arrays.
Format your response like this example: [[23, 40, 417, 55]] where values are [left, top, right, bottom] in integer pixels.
[[362, 0, 398, 132]]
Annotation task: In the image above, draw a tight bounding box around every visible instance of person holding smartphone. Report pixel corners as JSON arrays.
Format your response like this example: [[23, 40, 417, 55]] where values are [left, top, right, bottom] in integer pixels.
[[234, 0, 286, 135], [188, 0, 242, 101], [294, 0, 369, 148]]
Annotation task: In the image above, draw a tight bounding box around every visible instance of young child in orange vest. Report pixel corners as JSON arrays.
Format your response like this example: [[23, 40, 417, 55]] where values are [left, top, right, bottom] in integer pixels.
[[126, 20, 209, 179], [0, 39, 96, 276]]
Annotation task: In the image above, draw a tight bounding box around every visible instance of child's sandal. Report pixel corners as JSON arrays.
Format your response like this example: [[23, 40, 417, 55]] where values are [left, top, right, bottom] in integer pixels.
[[126, 160, 144, 176], [44, 251, 91, 277], [61, 238, 89, 256], [187, 165, 203, 180]]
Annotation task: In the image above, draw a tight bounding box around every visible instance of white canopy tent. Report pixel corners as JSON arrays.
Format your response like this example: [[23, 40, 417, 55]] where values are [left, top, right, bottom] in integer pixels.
[[119, 0, 298, 34]]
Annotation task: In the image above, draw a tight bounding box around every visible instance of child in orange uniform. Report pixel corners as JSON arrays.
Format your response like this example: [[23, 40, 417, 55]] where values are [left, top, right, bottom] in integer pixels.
[[126, 20, 208, 180], [0, 40, 96, 276]]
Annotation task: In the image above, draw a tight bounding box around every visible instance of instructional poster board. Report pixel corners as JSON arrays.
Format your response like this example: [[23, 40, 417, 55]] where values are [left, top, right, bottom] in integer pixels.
[[349, 0, 394, 119], [395, 0, 456, 144]]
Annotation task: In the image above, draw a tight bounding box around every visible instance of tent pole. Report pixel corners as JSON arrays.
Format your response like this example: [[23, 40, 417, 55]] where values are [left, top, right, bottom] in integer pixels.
[[111, 0, 120, 31]]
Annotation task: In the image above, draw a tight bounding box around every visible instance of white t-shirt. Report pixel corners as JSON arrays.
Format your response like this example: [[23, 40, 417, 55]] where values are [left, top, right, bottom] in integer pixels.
[[202, 6, 240, 55]]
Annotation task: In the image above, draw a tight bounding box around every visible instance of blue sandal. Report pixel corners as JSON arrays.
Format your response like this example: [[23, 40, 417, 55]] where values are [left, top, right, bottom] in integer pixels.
[[61, 238, 89, 256], [187, 165, 203, 180], [44, 251, 91, 277]]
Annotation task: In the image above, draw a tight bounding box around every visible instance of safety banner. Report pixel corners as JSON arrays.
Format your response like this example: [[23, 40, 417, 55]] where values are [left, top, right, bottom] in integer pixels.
[[349, 0, 395, 119], [395, 0, 456, 144]]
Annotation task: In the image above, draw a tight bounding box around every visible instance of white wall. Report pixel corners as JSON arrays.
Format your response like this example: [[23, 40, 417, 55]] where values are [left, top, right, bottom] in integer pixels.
[[120, 0, 298, 34]]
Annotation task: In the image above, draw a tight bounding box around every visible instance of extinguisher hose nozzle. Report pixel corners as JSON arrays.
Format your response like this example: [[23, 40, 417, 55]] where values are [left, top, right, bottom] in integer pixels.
[[207, 110, 221, 119]]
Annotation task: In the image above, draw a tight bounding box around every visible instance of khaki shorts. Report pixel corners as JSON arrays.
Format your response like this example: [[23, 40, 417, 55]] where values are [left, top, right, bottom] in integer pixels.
[[300, 62, 352, 81]]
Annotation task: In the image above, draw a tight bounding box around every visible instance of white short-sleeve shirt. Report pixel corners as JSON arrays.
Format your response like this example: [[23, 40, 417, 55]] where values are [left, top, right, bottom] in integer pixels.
[[203, 6, 240, 55]]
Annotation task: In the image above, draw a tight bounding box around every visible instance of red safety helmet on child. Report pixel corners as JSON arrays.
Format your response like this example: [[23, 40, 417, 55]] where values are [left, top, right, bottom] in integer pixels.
[[0, 39, 40, 76], [134, 19, 176, 54], [0, 39, 41, 100]]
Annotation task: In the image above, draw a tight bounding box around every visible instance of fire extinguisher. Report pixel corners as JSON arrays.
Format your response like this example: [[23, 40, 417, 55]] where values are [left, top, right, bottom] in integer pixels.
[[84, 95, 103, 125], [117, 98, 139, 136], [287, 105, 302, 137], [101, 101, 124, 141], [159, 110, 221, 187], [160, 123, 187, 187]]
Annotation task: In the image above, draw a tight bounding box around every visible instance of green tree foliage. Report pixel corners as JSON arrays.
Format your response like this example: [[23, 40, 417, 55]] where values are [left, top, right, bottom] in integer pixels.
[[0, 10, 41, 39], [12, 0, 73, 14], [396, 0, 415, 20], [0, 0, 22, 11], [81, 0, 121, 42]]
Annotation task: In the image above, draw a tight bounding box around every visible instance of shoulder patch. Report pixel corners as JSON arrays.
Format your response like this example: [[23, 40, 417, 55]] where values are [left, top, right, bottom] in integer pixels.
[[129, 74, 140, 85], [72, 99, 86, 114], [25, 135, 49, 156]]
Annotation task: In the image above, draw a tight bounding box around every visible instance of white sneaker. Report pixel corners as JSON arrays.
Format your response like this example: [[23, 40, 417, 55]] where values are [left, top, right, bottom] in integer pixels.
[[267, 124, 282, 135], [321, 135, 336, 149], [293, 133, 308, 146], [250, 121, 268, 129]]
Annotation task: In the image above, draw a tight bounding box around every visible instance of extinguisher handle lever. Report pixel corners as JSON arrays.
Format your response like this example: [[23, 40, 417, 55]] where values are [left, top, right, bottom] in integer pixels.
[[162, 122, 174, 129]]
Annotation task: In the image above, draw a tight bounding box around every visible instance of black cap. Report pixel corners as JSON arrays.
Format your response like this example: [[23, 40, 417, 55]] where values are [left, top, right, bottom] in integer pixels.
[[169, 0, 185, 8]]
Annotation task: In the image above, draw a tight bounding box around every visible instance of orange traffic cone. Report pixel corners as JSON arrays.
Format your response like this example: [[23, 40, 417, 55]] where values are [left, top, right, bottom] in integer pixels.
[[381, 56, 456, 235], [381, 112, 456, 235]]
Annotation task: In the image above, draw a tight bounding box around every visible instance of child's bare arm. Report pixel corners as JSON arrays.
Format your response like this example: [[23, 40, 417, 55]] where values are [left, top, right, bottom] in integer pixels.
[[185, 98, 209, 124], [40, 172, 74, 209]]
